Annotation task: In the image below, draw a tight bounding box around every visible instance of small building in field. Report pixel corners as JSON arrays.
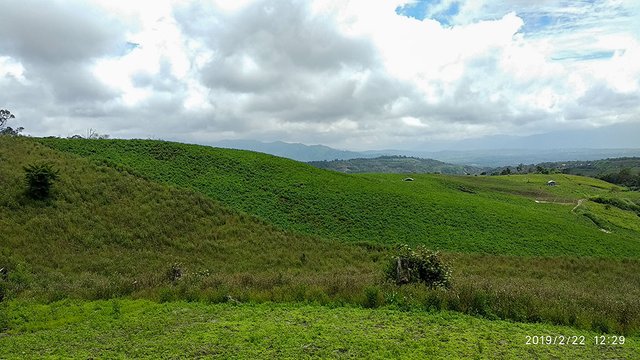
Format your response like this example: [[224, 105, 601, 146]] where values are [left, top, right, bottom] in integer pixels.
[[403, 177, 414, 182], [547, 180, 557, 186]]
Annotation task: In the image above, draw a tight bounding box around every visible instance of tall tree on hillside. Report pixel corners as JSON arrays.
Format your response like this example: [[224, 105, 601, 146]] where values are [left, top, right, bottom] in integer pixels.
[[0, 109, 23, 136], [0, 109, 15, 129]]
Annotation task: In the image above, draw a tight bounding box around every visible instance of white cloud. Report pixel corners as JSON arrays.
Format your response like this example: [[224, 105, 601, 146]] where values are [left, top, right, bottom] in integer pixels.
[[0, 0, 638, 150]]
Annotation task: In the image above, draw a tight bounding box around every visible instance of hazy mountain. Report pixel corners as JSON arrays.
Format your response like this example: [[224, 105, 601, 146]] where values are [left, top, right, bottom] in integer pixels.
[[445, 122, 640, 151], [212, 139, 370, 162], [385, 149, 640, 167], [397, 121, 640, 152], [212, 125, 640, 167]]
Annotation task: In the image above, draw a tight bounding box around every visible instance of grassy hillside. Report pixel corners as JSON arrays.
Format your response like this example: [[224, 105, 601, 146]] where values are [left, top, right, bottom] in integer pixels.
[[2, 300, 637, 359], [0, 136, 380, 303], [308, 155, 483, 175], [3, 136, 640, 341], [39, 138, 640, 258]]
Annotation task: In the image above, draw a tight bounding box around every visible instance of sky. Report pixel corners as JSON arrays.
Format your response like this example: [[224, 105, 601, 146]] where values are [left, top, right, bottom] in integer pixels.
[[0, 0, 639, 150]]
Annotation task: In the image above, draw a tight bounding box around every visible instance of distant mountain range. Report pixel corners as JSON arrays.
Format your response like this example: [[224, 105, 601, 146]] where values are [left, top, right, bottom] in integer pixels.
[[412, 149, 640, 167], [212, 139, 640, 167], [308, 156, 485, 175], [212, 139, 368, 162], [426, 121, 640, 151]]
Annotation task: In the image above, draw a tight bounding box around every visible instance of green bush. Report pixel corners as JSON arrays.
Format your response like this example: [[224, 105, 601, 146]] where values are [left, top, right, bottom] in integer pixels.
[[24, 163, 59, 199], [385, 245, 452, 289], [363, 286, 384, 308]]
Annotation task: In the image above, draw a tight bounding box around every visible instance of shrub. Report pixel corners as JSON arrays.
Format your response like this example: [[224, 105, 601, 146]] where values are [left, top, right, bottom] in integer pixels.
[[166, 263, 183, 283], [385, 244, 452, 289], [24, 163, 59, 199], [363, 286, 384, 308]]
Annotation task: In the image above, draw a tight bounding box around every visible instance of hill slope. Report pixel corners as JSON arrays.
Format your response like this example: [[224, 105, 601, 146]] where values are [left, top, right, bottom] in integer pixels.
[[0, 136, 378, 302], [39, 138, 640, 258], [308, 155, 484, 175], [3, 136, 640, 336]]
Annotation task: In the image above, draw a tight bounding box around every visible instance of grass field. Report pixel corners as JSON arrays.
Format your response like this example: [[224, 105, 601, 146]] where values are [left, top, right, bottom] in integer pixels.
[[1, 300, 637, 359], [39, 138, 640, 258], [3, 136, 640, 357]]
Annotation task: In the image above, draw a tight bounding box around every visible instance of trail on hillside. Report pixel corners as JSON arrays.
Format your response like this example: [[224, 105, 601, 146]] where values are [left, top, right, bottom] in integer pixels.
[[572, 199, 586, 213], [534, 199, 574, 205]]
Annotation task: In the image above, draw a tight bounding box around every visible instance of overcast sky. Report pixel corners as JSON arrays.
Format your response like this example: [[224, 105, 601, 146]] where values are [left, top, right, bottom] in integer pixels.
[[1, 0, 639, 150]]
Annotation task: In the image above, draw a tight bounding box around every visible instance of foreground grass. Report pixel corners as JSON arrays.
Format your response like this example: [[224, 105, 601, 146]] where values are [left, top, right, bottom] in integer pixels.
[[1, 300, 637, 359], [39, 138, 640, 258]]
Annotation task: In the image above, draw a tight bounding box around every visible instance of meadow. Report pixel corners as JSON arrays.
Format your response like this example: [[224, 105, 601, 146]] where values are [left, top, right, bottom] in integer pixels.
[[2, 136, 640, 357], [39, 138, 640, 258], [1, 300, 637, 359]]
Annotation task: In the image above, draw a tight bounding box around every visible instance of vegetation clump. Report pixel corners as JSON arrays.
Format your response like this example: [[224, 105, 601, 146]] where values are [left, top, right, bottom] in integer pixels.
[[386, 244, 452, 289], [166, 263, 184, 282], [24, 163, 59, 199], [590, 196, 640, 215]]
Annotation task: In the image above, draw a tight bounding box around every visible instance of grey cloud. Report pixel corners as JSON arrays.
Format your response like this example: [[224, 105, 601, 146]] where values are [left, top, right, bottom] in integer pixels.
[[0, 0, 125, 65], [131, 59, 185, 93], [1, 0, 638, 151], [0, 0, 128, 129], [577, 84, 640, 110], [175, 0, 409, 130], [178, 1, 374, 73], [564, 83, 640, 122], [40, 64, 117, 103]]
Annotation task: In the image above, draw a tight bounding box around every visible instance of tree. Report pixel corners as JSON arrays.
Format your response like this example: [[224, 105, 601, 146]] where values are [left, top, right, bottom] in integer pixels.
[[536, 165, 549, 174], [0, 126, 24, 136], [0, 109, 15, 130], [86, 128, 109, 140], [24, 163, 59, 200]]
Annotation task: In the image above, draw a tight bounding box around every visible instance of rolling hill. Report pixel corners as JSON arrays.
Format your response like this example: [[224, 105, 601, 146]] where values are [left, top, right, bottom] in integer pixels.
[[308, 155, 485, 175], [39, 138, 640, 258], [532, 157, 640, 177], [3, 136, 640, 357], [0, 136, 380, 302]]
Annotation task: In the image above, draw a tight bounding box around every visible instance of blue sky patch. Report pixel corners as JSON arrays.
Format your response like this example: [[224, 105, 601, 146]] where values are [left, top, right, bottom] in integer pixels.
[[395, 0, 460, 26], [551, 50, 615, 61], [520, 13, 554, 33], [395, 0, 430, 20]]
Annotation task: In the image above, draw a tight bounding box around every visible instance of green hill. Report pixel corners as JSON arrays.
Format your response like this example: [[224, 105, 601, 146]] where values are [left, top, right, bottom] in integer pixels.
[[39, 138, 640, 258], [308, 155, 484, 174], [2, 136, 640, 344], [0, 136, 378, 303], [536, 157, 640, 177]]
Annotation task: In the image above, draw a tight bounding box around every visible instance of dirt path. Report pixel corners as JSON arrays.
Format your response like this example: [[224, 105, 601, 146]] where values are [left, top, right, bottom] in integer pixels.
[[572, 199, 586, 213], [534, 200, 574, 205]]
